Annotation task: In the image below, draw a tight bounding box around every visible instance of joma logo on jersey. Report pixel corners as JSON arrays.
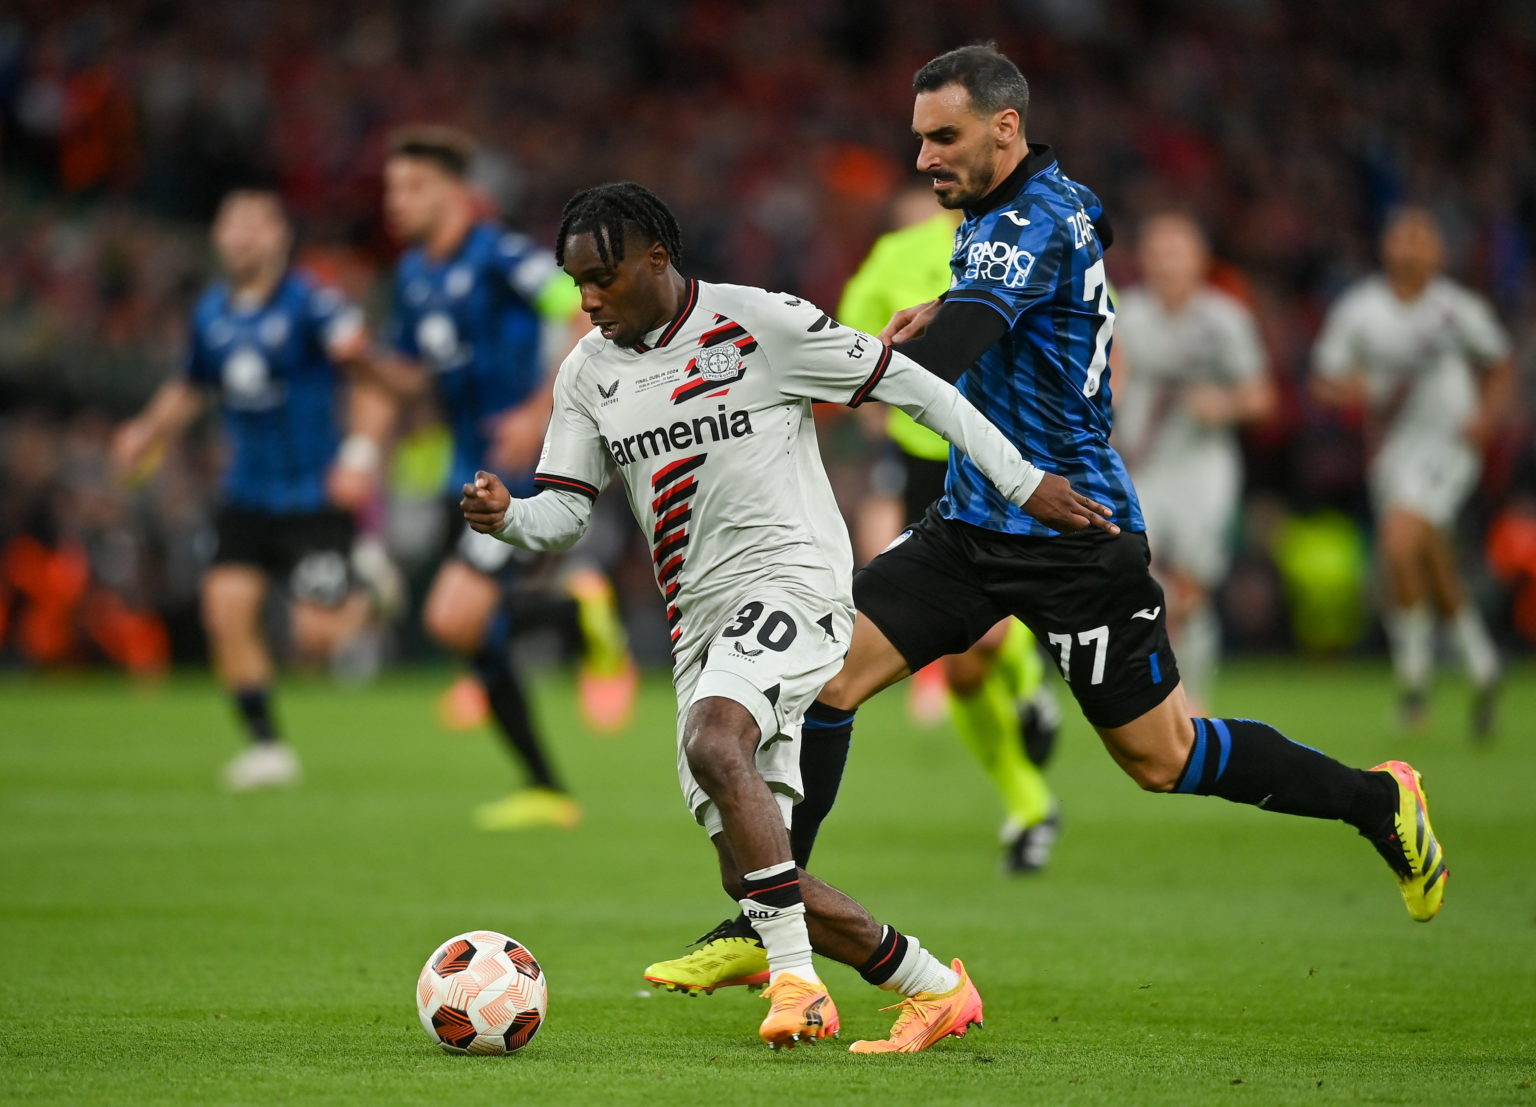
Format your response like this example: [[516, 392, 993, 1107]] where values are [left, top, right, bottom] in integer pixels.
[[964, 240, 1036, 289], [607, 404, 754, 466]]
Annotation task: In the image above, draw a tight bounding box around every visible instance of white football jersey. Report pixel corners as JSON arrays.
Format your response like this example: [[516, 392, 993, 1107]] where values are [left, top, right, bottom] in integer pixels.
[[526, 279, 1038, 666], [1112, 286, 1265, 477], [1312, 275, 1508, 450]]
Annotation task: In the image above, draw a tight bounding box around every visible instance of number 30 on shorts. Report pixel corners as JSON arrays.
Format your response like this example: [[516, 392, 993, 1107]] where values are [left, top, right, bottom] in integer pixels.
[[721, 602, 798, 652], [1047, 625, 1108, 685]]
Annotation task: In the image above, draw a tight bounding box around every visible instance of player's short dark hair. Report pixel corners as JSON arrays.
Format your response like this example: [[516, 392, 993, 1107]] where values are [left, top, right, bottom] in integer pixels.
[[914, 42, 1030, 124], [217, 187, 288, 222], [387, 125, 477, 178], [555, 181, 684, 269]]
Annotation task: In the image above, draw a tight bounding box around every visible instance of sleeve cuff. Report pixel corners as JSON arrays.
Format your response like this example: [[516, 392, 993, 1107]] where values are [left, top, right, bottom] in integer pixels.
[[533, 472, 599, 499], [848, 345, 894, 408]]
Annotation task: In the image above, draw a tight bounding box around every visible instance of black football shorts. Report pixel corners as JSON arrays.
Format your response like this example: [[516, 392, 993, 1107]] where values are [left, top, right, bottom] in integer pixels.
[[854, 505, 1179, 729], [212, 506, 355, 608]]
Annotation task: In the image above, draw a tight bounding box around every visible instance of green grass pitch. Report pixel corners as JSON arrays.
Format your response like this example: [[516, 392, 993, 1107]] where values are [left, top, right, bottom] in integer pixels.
[[2, 661, 1533, 1105]]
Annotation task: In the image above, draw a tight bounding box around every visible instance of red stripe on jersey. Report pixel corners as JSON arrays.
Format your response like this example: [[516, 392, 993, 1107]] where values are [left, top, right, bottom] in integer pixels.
[[653, 530, 688, 565], [653, 505, 692, 541], [651, 477, 697, 515], [657, 554, 685, 584]]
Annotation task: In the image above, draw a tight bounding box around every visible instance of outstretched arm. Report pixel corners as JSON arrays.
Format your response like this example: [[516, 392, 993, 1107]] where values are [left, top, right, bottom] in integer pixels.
[[865, 349, 1117, 534], [111, 379, 206, 479], [460, 471, 594, 551]]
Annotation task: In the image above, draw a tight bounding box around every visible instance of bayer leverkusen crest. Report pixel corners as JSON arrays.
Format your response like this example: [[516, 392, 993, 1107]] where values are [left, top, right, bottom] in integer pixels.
[[696, 343, 744, 383]]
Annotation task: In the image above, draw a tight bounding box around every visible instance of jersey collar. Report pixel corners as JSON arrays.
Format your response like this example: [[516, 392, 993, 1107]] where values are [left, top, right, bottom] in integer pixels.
[[964, 143, 1057, 219], [633, 277, 699, 353]]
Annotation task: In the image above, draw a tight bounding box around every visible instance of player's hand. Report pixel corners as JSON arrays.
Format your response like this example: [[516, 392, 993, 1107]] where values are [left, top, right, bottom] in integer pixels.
[[879, 300, 942, 344], [110, 420, 158, 483], [1187, 385, 1233, 427], [461, 470, 511, 533], [1022, 472, 1120, 535], [326, 464, 375, 513]]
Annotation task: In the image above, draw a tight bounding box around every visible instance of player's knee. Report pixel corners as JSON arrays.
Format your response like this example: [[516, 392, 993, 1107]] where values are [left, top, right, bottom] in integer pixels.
[[684, 711, 756, 798], [816, 670, 860, 712], [423, 601, 478, 655]]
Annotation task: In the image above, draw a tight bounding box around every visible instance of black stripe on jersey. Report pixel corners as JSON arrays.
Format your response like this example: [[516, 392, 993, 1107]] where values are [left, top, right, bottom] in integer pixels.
[[848, 345, 893, 408], [652, 481, 696, 514], [943, 288, 1021, 327], [653, 530, 689, 565], [534, 473, 599, 499], [735, 338, 759, 355], [651, 453, 706, 491], [670, 378, 717, 405], [657, 553, 686, 584], [653, 504, 692, 542]]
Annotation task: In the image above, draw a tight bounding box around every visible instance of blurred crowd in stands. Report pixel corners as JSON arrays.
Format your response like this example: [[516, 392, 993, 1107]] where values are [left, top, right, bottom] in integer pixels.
[[2, 0, 1534, 669]]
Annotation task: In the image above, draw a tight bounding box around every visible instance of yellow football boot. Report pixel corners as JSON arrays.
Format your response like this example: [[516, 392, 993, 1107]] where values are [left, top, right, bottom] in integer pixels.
[[1365, 760, 1447, 921], [643, 918, 769, 995], [473, 787, 582, 831]]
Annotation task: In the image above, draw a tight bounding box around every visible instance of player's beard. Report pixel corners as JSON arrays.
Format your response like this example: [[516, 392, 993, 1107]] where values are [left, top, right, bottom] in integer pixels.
[[935, 149, 997, 210]]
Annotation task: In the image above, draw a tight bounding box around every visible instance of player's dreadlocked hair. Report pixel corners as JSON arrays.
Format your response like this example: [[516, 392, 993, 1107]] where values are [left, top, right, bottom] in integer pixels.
[[555, 182, 684, 269]]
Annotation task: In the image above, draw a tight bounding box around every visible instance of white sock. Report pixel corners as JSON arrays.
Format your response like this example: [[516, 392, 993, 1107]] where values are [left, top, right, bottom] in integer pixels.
[[739, 861, 819, 985], [879, 932, 960, 997], [1384, 604, 1434, 691], [1176, 604, 1220, 709], [1450, 604, 1500, 686]]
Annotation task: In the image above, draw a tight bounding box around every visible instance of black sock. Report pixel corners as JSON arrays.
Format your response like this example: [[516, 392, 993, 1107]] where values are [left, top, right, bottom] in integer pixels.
[[233, 687, 277, 744], [1175, 717, 1396, 834], [857, 925, 910, 987], [472, 648, 562, 792], [740, 864, 803, 910], [790, 702, 856, 868]]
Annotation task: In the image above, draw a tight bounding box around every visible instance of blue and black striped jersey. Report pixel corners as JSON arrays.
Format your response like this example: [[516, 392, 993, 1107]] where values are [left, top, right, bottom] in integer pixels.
[[390, 222, 556, 493], [940, 145, 1143, 537], [184, 270, 359, 514]]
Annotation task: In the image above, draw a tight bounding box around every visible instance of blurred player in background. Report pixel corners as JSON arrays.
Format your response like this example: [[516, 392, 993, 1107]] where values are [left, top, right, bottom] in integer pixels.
[[840, 185, 1063, 874], [365, 126, 635, 831], [464, 181, 1107, 1051], [1312, 206, 1514, 737], [112, 189, 390, 790], [1112, 213, 1274, 713]]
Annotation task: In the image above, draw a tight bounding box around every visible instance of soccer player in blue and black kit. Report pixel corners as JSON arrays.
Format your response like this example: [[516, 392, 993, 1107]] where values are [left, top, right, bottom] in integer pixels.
[[113, 190, 388, 791], [367, 127, 631, 831], [648, 44, 1448, 1010]]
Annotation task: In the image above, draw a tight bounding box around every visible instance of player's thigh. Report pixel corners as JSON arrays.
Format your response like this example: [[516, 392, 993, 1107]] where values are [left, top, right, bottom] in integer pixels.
[[423, 559, 502, 654], [997, 530, 1179, 731], [676, 592, 851, 837], [832, 508, 1002, 709], [941, 619, 1012, 695], [201, 564, 268, 638], [1137, 463, 1237, 594]]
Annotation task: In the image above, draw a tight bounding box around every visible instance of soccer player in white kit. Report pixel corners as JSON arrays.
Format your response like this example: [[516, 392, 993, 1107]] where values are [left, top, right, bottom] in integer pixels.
[[1113, 214, 1275, 712], [1312, 207, 1514, 737], [461, 182, 1114, 1052]]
